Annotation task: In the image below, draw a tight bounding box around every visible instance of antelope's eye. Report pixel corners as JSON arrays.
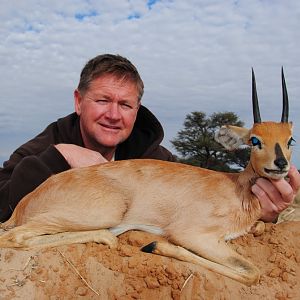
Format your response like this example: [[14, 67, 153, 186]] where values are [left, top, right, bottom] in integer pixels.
[[250, 137, 262, 149], [288, 137, 296, 148]]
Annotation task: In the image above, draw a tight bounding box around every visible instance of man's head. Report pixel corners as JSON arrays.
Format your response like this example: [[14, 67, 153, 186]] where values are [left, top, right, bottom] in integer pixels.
[[77, 54, 144, 100], [74, 54, 144, 158]]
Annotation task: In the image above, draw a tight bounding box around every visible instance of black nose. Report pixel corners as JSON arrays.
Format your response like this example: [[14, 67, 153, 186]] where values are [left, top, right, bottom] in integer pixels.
[[274, 157, 288, 170]]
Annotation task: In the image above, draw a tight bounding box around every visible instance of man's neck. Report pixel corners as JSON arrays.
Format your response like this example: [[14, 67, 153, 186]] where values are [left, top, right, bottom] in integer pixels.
[[90, 144, 116, 161], [101, 149, 116, 161]]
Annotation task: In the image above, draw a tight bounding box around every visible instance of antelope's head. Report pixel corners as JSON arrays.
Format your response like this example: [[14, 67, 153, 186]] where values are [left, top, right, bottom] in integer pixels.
[[248, 68, 294, 180], [215, 68, 295, 180]]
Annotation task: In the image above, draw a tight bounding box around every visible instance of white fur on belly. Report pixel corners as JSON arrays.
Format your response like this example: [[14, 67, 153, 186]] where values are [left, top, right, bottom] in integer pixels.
[[109, 224, 164, 236]]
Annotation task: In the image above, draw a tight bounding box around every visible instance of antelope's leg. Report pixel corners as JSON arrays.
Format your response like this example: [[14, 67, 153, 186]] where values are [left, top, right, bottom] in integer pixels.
[[141, 236, 259, 286], [0, 223, 118, 249], [21, 229, 118, 249]]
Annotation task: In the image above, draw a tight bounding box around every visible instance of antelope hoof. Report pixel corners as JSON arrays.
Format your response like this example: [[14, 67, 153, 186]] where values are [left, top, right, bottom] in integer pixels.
[[141, 241, 157, 253], [250, 221, 265, 237], [94, 233, 118, 249]]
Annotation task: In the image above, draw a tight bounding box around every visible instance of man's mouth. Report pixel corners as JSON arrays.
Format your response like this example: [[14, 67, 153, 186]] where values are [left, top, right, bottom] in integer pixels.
[[100, 123, 121, 131]]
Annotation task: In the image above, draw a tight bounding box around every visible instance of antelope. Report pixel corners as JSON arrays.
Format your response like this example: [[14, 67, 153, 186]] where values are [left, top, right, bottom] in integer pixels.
[[0, 69, 294, 286]]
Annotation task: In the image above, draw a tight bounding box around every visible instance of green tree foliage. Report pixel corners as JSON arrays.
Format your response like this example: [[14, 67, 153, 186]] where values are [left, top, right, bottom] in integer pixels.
[[171, 111, 250, 172]]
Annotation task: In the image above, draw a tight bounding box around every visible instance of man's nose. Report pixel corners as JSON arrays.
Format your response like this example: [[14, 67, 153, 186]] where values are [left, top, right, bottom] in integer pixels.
[[106, 103, 121, 119]]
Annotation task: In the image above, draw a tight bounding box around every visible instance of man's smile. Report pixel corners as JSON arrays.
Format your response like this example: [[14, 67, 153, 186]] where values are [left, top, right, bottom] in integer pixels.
[[99, 123, 122, 131]]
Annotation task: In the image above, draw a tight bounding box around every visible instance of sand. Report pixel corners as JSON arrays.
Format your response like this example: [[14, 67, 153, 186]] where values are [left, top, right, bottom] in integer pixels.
[[0, 220, 299, 300]]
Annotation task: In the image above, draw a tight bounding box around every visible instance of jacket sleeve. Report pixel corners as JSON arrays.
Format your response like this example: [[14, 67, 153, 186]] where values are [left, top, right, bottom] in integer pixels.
[[0, 145, 70, 222]]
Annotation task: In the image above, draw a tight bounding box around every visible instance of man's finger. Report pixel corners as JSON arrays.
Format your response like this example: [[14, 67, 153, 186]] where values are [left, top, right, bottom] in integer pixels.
[[255, 178, 286, 205], [288, 165, 300, 192], [251, 184, 278, 211], [270, 178, 294, 205]]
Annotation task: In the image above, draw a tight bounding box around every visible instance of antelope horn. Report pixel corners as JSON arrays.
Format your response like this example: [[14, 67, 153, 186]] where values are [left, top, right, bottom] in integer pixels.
[[252, 68, 261, 123], [281, 67, 289, 123]]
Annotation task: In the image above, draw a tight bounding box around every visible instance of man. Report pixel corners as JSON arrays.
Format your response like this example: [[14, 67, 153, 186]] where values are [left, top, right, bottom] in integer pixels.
[[0, 54, 175, 221], [0, 54, 299, 223]]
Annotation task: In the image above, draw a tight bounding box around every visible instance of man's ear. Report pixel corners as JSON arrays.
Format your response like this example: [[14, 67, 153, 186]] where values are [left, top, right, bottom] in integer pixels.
[[215, 125, 250, 151], [74, 89, 82, 115]]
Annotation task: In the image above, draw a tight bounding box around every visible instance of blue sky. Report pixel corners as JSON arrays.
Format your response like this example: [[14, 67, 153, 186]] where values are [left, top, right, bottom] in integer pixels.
[[0, 0, 299, 167]]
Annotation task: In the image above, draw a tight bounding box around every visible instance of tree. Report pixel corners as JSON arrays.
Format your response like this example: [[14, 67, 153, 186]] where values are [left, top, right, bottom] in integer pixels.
[[171, 111, 250, 172]]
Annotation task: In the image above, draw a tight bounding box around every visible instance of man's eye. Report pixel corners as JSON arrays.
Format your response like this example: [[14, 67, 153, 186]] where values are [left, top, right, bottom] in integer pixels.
[[95, 100, 108, 104], [288, 137, 296, 148], [120, 103, 133, 110], [250, 137, 262, 149]]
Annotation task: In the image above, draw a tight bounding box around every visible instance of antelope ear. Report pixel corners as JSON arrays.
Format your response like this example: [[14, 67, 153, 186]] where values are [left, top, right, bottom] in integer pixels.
[[215, 125, 250, 150]]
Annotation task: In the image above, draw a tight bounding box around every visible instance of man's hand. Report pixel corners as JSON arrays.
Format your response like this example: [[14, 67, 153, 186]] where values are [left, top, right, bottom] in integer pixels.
[[251, 165, 300, 222], [55, 144, 107, 168]]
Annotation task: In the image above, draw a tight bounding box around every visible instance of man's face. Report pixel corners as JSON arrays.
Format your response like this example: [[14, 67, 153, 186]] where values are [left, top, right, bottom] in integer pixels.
[[74, 74, 140, 152]]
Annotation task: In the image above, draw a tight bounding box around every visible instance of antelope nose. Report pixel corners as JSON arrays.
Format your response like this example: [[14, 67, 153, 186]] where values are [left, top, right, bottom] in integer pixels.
[[274, 157, 288, 170]]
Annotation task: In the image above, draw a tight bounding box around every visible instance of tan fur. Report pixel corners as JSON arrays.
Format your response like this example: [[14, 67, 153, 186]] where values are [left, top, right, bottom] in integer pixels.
[[0, 121, 293, 286], [249, 122, 293, 178]]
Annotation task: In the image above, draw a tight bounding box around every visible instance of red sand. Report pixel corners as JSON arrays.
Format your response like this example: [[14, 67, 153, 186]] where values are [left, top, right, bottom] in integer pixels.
[[0, 221, 299, 299]]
